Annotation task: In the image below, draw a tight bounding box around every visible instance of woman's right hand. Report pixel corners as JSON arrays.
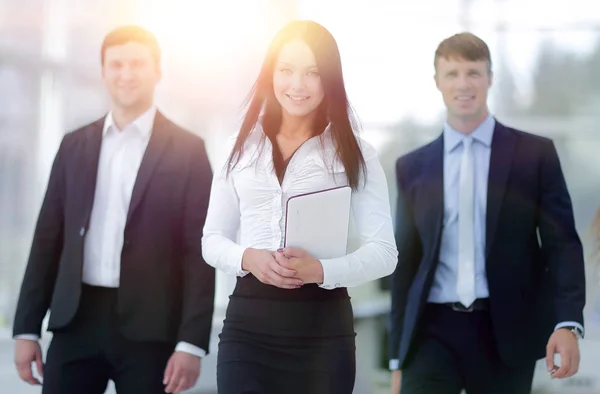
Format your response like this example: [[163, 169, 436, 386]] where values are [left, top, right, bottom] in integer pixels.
[[242, 248, 303, 289]]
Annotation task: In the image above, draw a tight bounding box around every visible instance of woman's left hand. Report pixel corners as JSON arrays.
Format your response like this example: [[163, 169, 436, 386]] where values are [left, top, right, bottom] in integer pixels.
[[273, 247, 324, 285]]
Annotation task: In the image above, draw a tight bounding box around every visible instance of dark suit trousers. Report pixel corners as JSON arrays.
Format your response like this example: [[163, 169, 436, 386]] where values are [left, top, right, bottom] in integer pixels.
[[42, 284, 174, 394], [400, 303, 536, 394]]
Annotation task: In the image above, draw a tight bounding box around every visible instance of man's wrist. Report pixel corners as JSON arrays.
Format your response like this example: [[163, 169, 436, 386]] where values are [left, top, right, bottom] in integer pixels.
[[14, 334, 40, 342], [561, 326, 583, 340], [175, 341, 206, 358], [555, 322, 584, 340]]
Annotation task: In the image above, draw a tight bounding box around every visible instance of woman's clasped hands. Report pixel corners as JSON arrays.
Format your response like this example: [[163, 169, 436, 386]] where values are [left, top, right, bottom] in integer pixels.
[[241, 247, 324, 289]]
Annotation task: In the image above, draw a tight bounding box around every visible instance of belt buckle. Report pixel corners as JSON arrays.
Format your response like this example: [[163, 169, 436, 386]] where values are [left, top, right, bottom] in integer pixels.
[[451, 302, 474, 313]]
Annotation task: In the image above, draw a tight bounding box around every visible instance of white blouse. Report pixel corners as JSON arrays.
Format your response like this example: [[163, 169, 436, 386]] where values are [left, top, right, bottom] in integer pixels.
[[201, 126, 398, 289]]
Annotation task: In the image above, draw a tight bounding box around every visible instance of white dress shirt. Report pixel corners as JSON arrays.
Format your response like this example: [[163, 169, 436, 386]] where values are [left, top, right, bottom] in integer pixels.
[[202, 125, 398, 288], [82, 107, 155, 287], [17, 107, 206, 358]]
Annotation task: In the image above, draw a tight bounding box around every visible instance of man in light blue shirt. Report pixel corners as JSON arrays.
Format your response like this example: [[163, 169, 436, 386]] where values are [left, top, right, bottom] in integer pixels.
[[388, 32, 585, 394]]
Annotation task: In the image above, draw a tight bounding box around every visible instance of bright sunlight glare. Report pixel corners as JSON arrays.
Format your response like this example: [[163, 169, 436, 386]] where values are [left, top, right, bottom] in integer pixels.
[[138, 0, 270, 62]]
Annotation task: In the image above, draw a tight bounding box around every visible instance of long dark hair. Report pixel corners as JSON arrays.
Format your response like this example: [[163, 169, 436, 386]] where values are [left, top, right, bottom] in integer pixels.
[[226, 20, 366, 190]]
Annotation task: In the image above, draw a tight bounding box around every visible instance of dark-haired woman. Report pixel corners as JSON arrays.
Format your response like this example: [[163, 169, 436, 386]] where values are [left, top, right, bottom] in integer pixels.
[[202, 20, 398, 394]]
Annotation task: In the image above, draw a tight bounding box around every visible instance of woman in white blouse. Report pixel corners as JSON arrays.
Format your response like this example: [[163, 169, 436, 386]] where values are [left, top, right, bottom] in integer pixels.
[[202, 20, 398, 394]]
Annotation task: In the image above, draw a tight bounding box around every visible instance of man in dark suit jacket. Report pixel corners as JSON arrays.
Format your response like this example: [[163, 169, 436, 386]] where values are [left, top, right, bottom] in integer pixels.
[[388, 32, 585, 394], [12, 25, 215, 394]]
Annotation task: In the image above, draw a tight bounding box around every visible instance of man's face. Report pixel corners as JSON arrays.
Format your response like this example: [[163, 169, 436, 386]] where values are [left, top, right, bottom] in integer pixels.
[[102, 41, 161, 111], [434, 56, 492, 123]]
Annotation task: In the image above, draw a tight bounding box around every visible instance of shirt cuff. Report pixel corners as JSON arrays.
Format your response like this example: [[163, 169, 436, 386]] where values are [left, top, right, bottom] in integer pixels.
[[237, 247, 250, 277], [14, 334, 40, 341], [317, 258, 344, 290], [555, 321, 584, 338], [389, 359, 400, 370], [175, 341, 207, 358]]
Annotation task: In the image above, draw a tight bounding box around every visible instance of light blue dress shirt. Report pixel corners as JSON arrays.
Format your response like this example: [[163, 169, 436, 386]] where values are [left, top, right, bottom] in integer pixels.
[[428, 114, 494, 304], [389, 115, 583, 370]]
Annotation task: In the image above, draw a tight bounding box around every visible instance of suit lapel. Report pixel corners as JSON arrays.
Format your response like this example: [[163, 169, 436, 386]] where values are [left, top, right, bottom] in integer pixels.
[[126, 111, 172, 224], [422, 135, 445, 259], [485, 122, 517, 258], [81, 119, 104, 227]]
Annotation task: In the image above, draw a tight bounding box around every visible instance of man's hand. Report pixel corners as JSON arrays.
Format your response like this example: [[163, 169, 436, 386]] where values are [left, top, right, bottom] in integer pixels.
[[546, 328, 580, 379], [390, 369, 402, 394], [275, 247, 324, 284], [14, 339, 44, 385], [163, 351, 201, 393]]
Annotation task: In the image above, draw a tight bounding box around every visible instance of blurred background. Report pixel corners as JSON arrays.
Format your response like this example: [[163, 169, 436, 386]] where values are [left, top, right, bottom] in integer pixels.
[[1, 0, 600, 392]]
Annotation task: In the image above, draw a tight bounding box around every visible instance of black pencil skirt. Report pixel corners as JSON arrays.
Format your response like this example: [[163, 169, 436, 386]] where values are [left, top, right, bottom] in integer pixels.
[[216, 294, 356, 394]]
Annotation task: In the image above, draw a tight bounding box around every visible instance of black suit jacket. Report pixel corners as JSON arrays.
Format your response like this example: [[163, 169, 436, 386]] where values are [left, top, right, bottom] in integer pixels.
[[13, 111, 216, 352], [389, 120, 585, 369]]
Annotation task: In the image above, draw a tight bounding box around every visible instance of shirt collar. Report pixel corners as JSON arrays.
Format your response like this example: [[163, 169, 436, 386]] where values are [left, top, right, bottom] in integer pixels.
[[102, 106, 157, 138], [443, 113, 495, 153]]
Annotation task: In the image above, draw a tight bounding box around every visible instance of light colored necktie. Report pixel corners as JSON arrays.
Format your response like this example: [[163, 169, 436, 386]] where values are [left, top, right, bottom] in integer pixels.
[[457, 137, 476, 307]]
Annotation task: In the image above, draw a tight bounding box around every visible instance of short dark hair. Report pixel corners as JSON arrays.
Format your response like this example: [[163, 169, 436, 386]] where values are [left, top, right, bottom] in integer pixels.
[[100, 25, 161, 65], [434, 32, 491, 72]]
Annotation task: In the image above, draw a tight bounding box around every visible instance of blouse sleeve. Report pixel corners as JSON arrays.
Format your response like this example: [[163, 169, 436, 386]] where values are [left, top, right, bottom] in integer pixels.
[[318, 140, 398, 288], [201, 137, 249, 277]]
